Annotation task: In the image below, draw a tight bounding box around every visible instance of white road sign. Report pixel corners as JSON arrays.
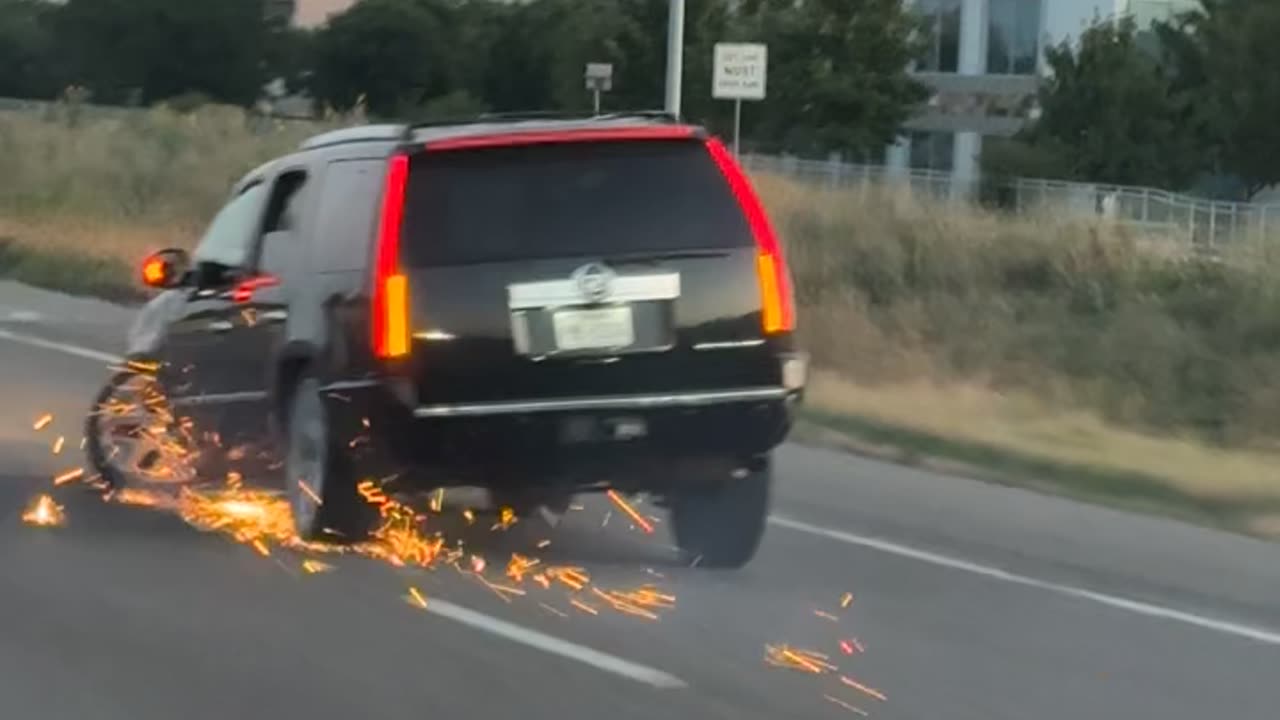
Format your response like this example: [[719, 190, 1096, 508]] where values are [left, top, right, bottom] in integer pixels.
[[713, 43, 767, 101]]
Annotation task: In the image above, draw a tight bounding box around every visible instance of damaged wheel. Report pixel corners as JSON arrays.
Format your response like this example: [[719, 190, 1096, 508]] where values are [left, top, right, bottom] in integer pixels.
[[84, 367, 202, 491]]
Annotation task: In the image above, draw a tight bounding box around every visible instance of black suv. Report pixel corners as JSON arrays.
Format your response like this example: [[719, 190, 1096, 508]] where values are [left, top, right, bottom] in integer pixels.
[[113, 112, 806, 568]]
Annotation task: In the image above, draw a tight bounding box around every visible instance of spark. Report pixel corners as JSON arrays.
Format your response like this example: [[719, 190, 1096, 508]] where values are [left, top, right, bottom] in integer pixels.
[[462, 508, 475, 525], [302, 559, 334, 574], [601, 510, 612, 527], [21, 494, 65, 527], [492, 506, 517, 531], [251, 539, 271, 557], [53, 467, 84, 486], [51, 436, 65, 455], [126, 359, 160, 374], [765, 645, 835, 675], [569, 598, 599, 616], [429, 487, 444, 513], [539, 603, 569, 618], [568, 503, 585, 511], [605, 489, 654, 534], [406, 586, 428, 609], [297, 479, 322, 505], [33, 413, 53, 431], [546, 566, 590, 591], [840, 676, 887, 702], [814, 610, 840, 622], [842, 637, 866, 654], [469, 555, 487, 574], [823, 695, 869, 716], [536, 539, 551, 549], [840, 592, 853, 608], [506, 553, 541, 582]]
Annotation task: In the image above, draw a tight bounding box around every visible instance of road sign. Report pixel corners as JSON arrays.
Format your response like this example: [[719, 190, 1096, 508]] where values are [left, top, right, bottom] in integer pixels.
[[585, 62, 613, 115], [713, 43, 767, 101], [585, 63, 614, 92]]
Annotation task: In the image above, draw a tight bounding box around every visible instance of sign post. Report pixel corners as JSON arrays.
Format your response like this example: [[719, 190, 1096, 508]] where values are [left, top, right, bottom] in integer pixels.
[[584, 63, 614, 115], [712, 43, 767, 156]]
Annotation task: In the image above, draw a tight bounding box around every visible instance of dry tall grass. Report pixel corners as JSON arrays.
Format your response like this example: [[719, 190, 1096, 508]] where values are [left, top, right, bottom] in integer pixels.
[[4, 104, 1280, 527]]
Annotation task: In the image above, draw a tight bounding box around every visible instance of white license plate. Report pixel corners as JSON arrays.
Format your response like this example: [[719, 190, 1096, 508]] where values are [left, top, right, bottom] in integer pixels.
[[552, 306, 635, 351]]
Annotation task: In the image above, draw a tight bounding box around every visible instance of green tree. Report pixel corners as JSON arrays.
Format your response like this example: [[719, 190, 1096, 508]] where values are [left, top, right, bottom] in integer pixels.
[[1025, 16, 1202, 189], [1159, 0, 1280, 199], [310, 0, 460, 118], [51, 0, 269, 106], [730, 0, 929, 158], [0, 0, 62, 99]]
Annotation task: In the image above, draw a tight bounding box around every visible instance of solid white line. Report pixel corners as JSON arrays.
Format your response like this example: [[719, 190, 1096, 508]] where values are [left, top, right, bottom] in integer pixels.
[[423, 597, 687, 689], [768, 515, 1280, 647], [0, 327, 123, 365], [0, 326, 688, 687], [4, 326, 1277, 652]]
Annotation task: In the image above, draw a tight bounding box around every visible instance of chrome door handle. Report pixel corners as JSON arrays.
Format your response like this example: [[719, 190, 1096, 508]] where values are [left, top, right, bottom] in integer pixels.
[[207, 320, 234, 333]]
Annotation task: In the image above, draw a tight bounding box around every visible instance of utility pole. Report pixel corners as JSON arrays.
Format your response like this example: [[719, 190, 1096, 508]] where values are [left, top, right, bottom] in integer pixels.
[[664, 0, 685, 117]]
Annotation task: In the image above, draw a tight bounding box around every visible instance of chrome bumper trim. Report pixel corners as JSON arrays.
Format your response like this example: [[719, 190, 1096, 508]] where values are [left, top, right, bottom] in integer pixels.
[[413, 387, 789, 418]]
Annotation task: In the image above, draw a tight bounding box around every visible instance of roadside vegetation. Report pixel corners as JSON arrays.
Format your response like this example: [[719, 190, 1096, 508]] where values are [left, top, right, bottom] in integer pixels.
[[3, 105, 1280, 537]]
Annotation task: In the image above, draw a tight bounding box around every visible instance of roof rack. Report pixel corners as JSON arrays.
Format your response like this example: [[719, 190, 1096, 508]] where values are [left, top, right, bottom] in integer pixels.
[[400, 109, 682, 140]]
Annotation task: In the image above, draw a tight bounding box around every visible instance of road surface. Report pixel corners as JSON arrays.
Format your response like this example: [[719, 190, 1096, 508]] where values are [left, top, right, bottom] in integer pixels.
[[2, 280, 1279, 720]]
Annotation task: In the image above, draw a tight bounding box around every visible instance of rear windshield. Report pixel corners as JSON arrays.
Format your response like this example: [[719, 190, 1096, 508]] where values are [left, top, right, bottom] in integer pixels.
[[400, 139, 753, 266]]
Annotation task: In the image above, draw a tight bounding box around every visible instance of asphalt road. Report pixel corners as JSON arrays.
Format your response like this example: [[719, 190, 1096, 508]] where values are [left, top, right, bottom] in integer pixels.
[[3, 280, 1280, 720]]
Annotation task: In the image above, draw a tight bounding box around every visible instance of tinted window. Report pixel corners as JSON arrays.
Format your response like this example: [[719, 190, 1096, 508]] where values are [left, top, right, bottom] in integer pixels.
[[400, 139, 753, 267], [988, 0, 1042, 75], [917, 0, 961, 73], [312, 159, 384, 272], [192, 183, 268, 268]]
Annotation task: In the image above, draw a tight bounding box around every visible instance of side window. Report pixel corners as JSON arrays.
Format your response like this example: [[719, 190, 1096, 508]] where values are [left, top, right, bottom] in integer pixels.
[[312, 159, 385, 273], [257, 170, 309, 278], [192, 182, 269, 270]]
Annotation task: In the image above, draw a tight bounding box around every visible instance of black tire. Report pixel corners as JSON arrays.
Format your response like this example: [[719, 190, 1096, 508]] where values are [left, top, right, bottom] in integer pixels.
[[282, 375, 377, 543], [670, 456, 772, 569]]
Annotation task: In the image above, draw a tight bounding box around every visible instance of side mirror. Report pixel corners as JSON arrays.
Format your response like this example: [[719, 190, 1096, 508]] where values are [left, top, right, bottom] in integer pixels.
[[140, 248, 191, 289]]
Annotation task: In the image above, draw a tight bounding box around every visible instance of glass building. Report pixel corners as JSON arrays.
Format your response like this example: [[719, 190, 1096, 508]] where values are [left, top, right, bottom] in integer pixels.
[[888, 0, 1201, 193]]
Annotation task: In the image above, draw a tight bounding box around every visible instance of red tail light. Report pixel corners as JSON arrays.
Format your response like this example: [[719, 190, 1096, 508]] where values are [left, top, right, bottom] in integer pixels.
[[704, 138, 795, 334], [371, 154, 410, 359]]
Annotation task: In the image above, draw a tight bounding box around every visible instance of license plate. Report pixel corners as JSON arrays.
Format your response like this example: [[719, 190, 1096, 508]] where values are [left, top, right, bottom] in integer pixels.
[[552, 306, 634, 351]]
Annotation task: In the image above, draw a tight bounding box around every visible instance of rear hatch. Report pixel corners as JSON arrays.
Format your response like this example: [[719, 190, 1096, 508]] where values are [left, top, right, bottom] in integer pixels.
[[392, 131, 787, 405]]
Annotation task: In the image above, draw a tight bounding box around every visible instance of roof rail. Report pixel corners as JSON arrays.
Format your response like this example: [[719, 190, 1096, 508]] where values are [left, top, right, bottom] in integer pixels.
[[399, 109, 683, 139]]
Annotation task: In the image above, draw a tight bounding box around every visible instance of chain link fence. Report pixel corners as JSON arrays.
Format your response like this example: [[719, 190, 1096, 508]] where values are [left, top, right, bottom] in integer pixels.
[[741, 153, 1280, 250]]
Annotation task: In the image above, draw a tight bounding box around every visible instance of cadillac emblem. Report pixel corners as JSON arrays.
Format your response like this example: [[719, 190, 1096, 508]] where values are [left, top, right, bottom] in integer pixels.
[[571, 262, 616, 304]]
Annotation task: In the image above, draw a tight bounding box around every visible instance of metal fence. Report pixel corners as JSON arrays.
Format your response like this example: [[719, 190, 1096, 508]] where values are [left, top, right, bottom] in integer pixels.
[[741, 154, 1280, 249]]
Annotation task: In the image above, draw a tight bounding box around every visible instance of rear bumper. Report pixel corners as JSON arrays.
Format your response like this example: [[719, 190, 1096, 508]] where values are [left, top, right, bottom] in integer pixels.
[[327, 381, 798, 489], [412, 386, 789, 418]]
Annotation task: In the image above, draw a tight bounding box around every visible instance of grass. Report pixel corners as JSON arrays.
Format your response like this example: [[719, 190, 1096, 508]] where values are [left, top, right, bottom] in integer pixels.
[[797, 372, 1280, 536], [4, 103, 1280, 538]]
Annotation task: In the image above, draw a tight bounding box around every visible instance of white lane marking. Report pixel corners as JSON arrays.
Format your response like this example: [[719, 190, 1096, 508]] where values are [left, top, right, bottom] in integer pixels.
[[3, 310, 45, 323], [4, 327, 1277, 652], [0, 328, 123, 365], [0, 328, 687, 689], [769, 515, 1280, 647], [423, 597, 686, 689]]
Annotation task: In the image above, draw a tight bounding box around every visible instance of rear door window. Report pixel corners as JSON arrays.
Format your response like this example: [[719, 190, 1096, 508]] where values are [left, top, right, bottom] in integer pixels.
[[400, 139, 752, 267], [312, 158, 385, 273]]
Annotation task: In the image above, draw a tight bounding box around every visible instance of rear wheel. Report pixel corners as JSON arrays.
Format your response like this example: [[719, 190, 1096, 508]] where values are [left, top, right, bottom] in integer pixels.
[[669, 455, 772, 569], [283, 376, 376, 543]]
